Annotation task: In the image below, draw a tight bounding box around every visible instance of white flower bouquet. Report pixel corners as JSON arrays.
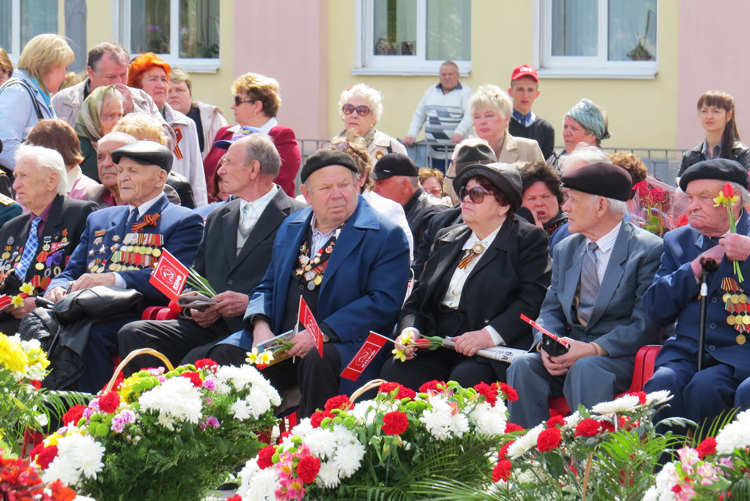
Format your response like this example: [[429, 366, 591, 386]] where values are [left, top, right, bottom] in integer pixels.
[[33, 350, 280, 501], [235, 379, 515, 501]]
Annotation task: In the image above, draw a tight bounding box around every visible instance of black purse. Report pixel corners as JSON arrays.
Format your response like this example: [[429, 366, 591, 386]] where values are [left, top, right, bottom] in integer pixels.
[[50, 285, 143, 326]]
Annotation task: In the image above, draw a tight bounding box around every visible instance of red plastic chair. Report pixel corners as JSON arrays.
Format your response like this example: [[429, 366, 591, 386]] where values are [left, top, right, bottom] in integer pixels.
[[548, 345, 662, 417]]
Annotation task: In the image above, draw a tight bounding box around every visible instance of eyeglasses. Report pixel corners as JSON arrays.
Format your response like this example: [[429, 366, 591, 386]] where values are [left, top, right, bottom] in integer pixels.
[[342, 104, 371, 116], [459, 186, 493, 204], [234, 96, 255, 106]]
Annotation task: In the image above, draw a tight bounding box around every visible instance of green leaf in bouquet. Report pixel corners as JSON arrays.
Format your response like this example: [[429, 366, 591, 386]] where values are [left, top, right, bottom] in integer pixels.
[[543, 451, 565, 479]]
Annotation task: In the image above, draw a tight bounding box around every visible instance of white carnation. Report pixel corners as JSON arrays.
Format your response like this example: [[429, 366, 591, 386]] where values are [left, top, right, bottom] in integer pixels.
[[139, 376, 203, 424], [469, 401, 508, 437], [507, 424, 544, 459], [43, 434, 105, 486], [592, 395, 640, 415], [716, 410, 750, 454], [561, 411, 582, 432], [420, 396, 467, 441], [645, 390, 673, 406], [230, 399, 252, 421], [644, 462, 678, 501], [316, 460, 342, 488], [238, 459, 278, 501], [304, 428, 337, 459], [333, 440, 366, 478]]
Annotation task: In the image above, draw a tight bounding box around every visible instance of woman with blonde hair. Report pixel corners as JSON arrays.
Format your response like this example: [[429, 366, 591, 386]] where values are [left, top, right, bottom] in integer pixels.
[[0, 48, 12, 86], [470, 85, 543, 164], [0, 34, 74, 173], [203, 72, 301, 199], [335, 83, 406, 163]]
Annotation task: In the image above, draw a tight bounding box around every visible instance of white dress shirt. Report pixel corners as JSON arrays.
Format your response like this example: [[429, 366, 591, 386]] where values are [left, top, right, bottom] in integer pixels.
[[587, 222, 622, 283]]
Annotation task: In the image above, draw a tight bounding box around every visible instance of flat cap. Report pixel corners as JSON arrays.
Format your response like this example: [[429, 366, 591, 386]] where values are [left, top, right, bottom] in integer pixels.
[[371, 153, 419, 180], [453, 162, 523, 210], [300, 149, 359, 184], [454, 143, 496, 175], [679, 158, 749, 191], [561, 162, 632, 202], [112, 141, 173, 173], [214, 125, 262, 150]]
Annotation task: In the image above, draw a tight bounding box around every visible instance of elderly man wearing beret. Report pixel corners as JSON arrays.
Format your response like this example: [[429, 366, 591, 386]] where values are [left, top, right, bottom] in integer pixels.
[[45, 140, 204, 393], [209, 149, 411, 418], [507, 162, 663, 428], [644, 158, 750, 428]]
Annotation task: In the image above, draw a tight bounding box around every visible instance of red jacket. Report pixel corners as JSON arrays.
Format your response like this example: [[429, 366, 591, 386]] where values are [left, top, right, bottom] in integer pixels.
[[202, 124, 301, 201]]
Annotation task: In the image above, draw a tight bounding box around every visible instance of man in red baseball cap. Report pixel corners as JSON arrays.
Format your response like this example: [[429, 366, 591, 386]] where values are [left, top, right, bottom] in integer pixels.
[[508, 64, 555, 160]]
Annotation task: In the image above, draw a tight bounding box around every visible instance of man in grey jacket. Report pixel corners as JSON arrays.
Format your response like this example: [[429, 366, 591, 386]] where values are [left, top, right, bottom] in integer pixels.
[[51, 42, 174, 146], [507, 162, 663, 428]]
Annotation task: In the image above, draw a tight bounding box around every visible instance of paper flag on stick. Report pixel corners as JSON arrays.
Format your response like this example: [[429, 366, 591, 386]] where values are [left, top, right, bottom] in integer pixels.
[[149, 249, 189, 301], [341, 331, 390, 381], [299, 296, 324, 357]]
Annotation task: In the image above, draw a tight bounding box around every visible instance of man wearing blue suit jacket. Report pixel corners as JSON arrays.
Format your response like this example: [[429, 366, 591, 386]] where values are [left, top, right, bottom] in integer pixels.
[[45, 141, 204, 393], [508, 163, 662, 428], [211, 149, 411, 418], [644, 159, 750, 428]]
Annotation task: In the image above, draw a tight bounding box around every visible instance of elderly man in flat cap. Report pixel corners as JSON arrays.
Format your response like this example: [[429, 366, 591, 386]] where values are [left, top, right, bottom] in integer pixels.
[[209, 149, 411, 418], [645, 159, 750, 429], [508, 162, 663, 428], [45, 140, 204, 393]]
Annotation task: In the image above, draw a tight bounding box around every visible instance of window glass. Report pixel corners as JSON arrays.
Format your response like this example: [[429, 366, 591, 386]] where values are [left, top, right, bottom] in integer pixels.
[[130, 0, 171, 55], [551, 0, 598, 57], [608, 0, 657, 61], [179, 0, 220, 58], [373, 0, 417, 56], [426, 0, 470, 61], [0, 0, 11, 51], [20, 0, 57, 48]]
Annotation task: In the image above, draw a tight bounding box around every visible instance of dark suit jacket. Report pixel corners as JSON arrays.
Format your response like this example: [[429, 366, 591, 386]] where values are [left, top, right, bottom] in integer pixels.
[[0, 195, 98, 295], [193, 189, 306, 332], [538, 221, 663, 357], [49, 193, 204, 304], [221, 195, 411, 395], [400, 217, 551, 350], [645, 210, 750, 380]]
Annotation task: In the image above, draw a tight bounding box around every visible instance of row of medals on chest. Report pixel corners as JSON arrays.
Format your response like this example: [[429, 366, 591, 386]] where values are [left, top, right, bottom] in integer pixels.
[[88, 233, 162, 273], [296, 241, 335, 291], [1, 235, 66, 272], [723, 277, 749, 344]]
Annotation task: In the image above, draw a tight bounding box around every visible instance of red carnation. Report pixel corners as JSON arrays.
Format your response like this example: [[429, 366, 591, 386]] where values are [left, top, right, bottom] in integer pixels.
[[180, 371, 204, 388], [600, 420, 616, 433], [575, 418, 601, 437], [256, 445, 277, 470], [226, 495, 242, 501], [310, 410, 335, 428], [35, 445, 59, 470], [381, 411, 409, 435], [499, 441, 514, 459], [536, 427, 562, 452], [492, 459, 513, 482], [297, 455, 321, 484], [697, 437, 717, 459], [378, 382, 417, 400], [98, 391, 121, 414], [195, 358, 219, 370], [628, 391, 647, 405], [324, 395, 351, 411], [497, 382, 518, 402], [505, 422, 524, 433], [474, 382, 498, 407], [419, 380, 446, 394], [62, 404, 86, 426], [29, 443, 45, 460], [546, 415, 565, 428]]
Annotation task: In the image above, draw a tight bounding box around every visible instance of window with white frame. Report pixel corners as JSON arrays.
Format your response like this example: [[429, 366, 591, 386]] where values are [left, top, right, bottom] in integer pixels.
[[0, 0, 58, 62], [536, 0, 658, 78], [115, 0, 220, 72], [354, 0, 471, 76]]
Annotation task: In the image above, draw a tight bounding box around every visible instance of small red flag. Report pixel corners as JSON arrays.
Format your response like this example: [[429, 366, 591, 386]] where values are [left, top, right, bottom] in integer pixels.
[[299, 296, 324, 357], [341, 331, 390, 381], [149, 249, 189, 301], [0, 295, 10, 309]]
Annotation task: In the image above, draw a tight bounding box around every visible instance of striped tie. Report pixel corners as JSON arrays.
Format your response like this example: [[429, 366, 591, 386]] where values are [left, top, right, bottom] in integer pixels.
[[578, 242, 600, 324], [16, 217, 41, 281]]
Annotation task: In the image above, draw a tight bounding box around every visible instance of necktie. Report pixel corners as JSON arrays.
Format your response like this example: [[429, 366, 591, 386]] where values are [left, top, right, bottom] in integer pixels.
[[578, 242, 600, 324], [126, 208, 138, 230], [239, 203, 253, 239], [16, 217, 41, 280]]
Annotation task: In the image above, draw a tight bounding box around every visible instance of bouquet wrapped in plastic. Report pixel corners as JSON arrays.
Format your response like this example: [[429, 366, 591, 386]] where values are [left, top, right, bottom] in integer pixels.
[[631, 177, 690, 237]]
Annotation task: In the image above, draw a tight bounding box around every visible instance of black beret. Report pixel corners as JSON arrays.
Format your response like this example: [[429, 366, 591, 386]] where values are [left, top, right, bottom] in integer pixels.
[[111, 141, 173, 173], [561, 162, 632, 202], [679, 158, 749, 191], [454, 143, 496, 174], [453, 162, 523, 210], [300, 149, 359, 184], [371, 153, 419, 180]]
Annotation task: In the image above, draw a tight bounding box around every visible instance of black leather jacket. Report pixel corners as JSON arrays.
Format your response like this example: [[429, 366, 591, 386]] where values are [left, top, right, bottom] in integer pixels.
[[166, 171, 197, 209], [678, 140, 750, 177]]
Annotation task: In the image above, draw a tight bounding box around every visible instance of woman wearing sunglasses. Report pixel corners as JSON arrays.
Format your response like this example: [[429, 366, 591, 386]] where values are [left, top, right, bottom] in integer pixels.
[[335, 84, 407, 164], [381, 162, 551, 389], [203, 72, 301, 201]]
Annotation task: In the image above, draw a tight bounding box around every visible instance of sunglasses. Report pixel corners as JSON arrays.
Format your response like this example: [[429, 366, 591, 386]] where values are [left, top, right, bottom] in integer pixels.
[[459, 186, 493, 204], [234, 96, 255, 106], [342, 104, 371, 116]]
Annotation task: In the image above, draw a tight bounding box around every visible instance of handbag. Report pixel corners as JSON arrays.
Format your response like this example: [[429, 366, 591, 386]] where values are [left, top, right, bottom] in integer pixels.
[[50, 285, 143, 325]]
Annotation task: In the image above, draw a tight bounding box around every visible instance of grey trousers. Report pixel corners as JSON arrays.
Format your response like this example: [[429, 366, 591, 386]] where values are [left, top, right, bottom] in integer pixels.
[[507, 352, 635, 428]]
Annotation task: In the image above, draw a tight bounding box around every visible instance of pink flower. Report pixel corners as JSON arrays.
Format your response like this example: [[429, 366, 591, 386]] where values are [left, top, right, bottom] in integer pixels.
[[277, 478, 305, 501], [202, 379, 216, 390], [147, 367, 165, 376], [293, 444, 310, 459], [719, 457, 734, 469], [677, 447, 700, 473], [276, 457, 294, 480], [696, 463, 720, 486]]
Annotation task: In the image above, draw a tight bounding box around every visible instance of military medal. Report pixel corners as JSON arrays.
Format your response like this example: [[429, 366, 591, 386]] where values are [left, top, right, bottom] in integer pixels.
[[738, 334, 747, 345], [294, 225, 343, 291], [722, 277, 750, 342]]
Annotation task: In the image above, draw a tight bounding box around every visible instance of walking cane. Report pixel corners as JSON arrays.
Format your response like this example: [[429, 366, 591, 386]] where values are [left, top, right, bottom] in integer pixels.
[[697, 257, 719, 371]]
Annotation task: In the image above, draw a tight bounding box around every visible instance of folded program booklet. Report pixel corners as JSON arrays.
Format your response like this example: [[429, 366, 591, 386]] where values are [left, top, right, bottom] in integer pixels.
[[177, 292, 218, 311], [442, 339, 529, 364], [254, 330, 296, 366]]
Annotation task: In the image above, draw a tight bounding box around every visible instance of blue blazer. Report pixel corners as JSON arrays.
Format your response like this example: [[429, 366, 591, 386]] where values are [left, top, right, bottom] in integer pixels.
[[49, 193, 204, 304], [222, 195, 411, 395], [537, 221, 663, 357], [645, 210, 750, 380]]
